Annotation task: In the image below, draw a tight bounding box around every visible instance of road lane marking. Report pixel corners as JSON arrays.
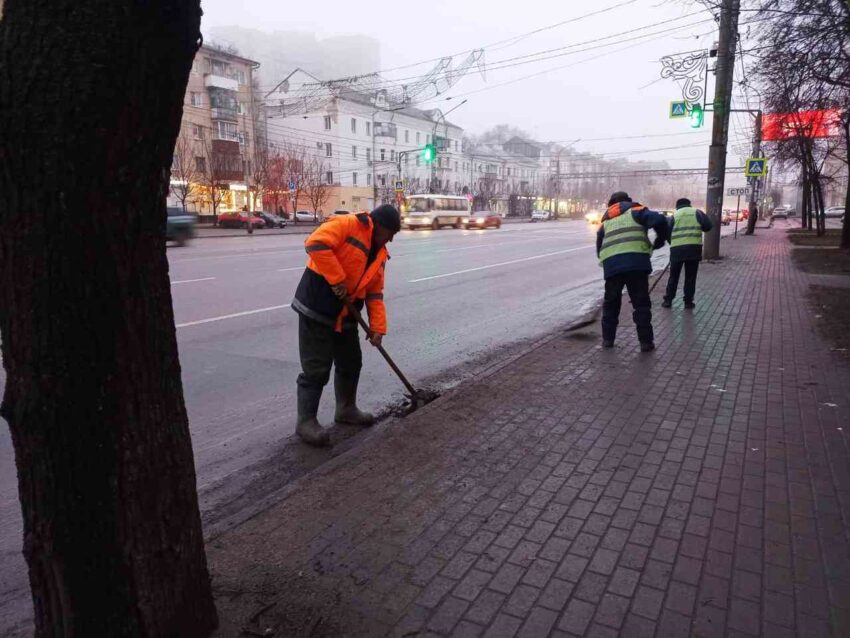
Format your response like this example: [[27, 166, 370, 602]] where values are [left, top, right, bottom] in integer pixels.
[[278, 266, 304, 272], [176, 304, 291, 329], [170, 277, 216, 285], [171, 248, 305, 263], [409, 245, 596, 283]]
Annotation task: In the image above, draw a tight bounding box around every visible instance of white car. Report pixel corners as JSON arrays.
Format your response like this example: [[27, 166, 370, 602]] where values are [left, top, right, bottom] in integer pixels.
[[824, 206, 846, 219], [772, 207, 788, 219], [294, 210, 319, 223], [531, 209, 552, 222]]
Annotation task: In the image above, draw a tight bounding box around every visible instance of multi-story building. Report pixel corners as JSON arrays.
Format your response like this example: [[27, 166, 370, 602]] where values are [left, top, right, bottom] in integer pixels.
[[168, 44, 260, 218]]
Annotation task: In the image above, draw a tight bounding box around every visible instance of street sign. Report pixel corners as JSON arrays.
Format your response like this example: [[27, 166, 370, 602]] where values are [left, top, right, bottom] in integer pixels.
[[288, 180, 296, 190], [669, 101, 688, 119], [745, 158, 767, 177], [727, 187, 751, 196], [394, 180, 404, 192]]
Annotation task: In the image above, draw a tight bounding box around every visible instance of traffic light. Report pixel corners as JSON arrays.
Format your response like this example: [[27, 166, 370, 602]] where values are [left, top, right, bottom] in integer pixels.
[[422, 143, 437, 164], [689, 103, 704, 128]]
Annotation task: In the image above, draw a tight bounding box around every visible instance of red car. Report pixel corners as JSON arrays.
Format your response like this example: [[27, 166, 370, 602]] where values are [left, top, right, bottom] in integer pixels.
[[465, 211, 502, 229], [218, 211, 265, 229]]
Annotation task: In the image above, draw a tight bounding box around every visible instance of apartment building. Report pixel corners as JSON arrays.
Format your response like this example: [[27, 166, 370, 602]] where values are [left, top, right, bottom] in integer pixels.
[[169, 44, 260, 217]]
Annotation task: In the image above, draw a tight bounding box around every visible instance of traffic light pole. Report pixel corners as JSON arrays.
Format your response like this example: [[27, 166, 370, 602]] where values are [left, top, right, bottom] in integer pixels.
[[744, 110, 762, 235], [703, 0, 740, 260]]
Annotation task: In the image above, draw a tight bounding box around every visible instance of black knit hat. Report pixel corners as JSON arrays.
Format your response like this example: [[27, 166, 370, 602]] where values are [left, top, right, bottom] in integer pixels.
[[607, 191, 631, 206], [676, 198, 692, 209], [370, 204, 401, 233]]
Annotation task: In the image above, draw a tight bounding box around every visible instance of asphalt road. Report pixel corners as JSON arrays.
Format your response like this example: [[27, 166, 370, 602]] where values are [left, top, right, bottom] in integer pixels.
[[0, 218, 661, 633]]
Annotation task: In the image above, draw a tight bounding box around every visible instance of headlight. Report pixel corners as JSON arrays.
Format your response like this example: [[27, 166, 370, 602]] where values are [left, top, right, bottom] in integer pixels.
[[404, 217, 410, 223], [477, 218, 485, 223]]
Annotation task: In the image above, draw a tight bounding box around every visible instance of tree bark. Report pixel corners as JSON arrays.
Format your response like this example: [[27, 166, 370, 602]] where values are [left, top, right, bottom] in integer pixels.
[[843, 116, 850, 250], [0, 1, 217, 636]]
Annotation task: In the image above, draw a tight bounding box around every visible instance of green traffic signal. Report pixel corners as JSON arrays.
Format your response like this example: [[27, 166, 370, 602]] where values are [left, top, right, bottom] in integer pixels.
[[422, 143, 437, 164], [689, 103, 704, 128]]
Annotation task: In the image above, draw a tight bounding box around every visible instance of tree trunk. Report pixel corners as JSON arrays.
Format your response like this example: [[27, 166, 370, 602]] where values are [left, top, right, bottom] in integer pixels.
[[0, 2, 217, 636], [842, 118, 850, 250], [802, 169, 811, 230]]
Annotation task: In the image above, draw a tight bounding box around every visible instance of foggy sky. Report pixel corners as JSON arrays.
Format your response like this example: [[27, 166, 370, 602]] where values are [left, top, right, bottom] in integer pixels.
[[200, 0, 757, 188]]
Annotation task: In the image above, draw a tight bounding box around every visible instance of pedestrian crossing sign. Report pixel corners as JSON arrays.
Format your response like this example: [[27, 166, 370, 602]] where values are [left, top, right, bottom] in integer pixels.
[[669, 101, 688, 119], [745, 158, 768, 177]]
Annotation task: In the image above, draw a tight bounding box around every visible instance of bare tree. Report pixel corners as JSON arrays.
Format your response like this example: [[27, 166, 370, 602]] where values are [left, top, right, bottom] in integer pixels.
[[304, 158, 334, 220], [248, 141, 270, 212], [170, 131, 200, 212], [197, 130, 231, 225], [0, 0, 217, 634]]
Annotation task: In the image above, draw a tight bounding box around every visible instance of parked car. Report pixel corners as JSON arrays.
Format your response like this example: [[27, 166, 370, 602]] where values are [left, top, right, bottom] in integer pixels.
[[585, 210, 603, 225], [218, 211, 265, 229], [465, 211, 502, 229], [294, 210, 319, 223], [721, 210, 732, 225], [824, 206, 846, 219], [772, 207, 788, 219], [165, 207, 196, 246], [531, 209, 552, 222], [256, 211, 287, 228]]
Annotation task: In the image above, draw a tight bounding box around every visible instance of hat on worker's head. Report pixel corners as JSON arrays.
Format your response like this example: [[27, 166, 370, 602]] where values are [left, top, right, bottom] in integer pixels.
[[370, 204, 402, 233], [676, 198, 692, 209], [607, 191, 631, 207]]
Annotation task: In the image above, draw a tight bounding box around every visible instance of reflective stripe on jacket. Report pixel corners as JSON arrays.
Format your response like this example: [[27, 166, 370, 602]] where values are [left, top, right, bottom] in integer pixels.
[[598, 205, 652, 263], [292, 213, 389, 334], [670, 207, 703, 248]]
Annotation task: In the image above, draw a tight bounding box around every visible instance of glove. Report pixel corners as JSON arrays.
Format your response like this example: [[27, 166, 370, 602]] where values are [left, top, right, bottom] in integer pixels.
[[652, 237, 666, 250], [331, 283, 348, 300]]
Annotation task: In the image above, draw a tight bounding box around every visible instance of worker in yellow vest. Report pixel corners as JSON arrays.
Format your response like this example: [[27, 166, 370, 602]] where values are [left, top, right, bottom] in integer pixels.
[[597, 191, 669, 352], [662, 198, 713, 309]]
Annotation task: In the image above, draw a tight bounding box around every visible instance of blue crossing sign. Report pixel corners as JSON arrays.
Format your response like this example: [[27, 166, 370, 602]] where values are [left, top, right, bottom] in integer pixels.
[[669, 101, 688, 119], [288, 180, 296, 190], [745, 158, 768, 177]]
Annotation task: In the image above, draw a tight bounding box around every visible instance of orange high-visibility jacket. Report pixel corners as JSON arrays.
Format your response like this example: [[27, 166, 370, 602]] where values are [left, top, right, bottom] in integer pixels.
[[292, 213, 389, 334]]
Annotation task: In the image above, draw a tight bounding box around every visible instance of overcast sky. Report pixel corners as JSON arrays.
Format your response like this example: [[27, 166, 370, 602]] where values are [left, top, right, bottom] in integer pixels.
[[200, 0, 757, 181]]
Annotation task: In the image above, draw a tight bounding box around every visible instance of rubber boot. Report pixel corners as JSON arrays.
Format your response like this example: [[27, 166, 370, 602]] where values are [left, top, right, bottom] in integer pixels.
[[334, 372, 375, 426], [296, 383, 330, 447]]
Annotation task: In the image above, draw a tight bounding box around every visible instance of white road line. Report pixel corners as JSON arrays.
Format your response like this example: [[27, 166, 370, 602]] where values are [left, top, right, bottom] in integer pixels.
[[171, 248, 304, 263], [277, 266, 304, 272], [409, 245, 596, 283], [170, 277, 216, 285], [176, 304, 291, 329]]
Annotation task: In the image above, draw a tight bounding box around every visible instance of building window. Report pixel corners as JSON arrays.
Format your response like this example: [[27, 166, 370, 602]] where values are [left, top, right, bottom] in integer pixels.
[[405, 130, 410, 143], [367, 173, 372, 186], [390, 150, 395, 162], [190, 92, 201, 106], [455, 141, 459, 151], [237, 131, 248, 146], [351, 118, 357, 134], [353, 172, 358, 186], [324, 115, 332, 130], [416, 156, 420, 167], [416, 132, 421, 144], [192, 124, 205, 139], [380, 149, 386, 161], [352, 145, 358, 159], [195, 156, 206, 173], [405, 155, 409, 166], [236, 70, 246, 85], [455, 161, 458, 171], [326, 171, 333, 184], [366, 121, 371, 136], [380, 175, 386, 186], [426, 134, 431, 144], [214, 120, 238, 141], [366, 148, 371, 161], [325, 143, 332, 158]]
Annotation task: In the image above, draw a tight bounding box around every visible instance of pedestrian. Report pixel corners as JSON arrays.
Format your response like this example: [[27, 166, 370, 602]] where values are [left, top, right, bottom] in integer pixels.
[[291, 204, 401, 447], [597, 191, 669, 352], [662, 198, 712, 309]]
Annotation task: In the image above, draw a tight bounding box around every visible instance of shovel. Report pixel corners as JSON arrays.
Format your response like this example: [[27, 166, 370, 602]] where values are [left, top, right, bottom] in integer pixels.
[[343, 299, 438, 411]]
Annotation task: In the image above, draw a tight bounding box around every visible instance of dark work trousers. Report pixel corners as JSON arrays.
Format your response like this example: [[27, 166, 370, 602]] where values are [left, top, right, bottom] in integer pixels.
[[664, 259, 700, 304], [602, 272, 653, 344], [297, 314, 362, 399]]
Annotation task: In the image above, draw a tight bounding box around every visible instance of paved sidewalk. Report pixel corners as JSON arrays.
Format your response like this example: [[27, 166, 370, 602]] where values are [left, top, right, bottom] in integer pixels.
[[208, 227, 850, 637]]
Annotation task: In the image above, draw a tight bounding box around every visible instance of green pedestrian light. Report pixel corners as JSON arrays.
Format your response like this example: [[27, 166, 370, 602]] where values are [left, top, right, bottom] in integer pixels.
[[422, 143, 437, 164], [689, 103, 704, 128]]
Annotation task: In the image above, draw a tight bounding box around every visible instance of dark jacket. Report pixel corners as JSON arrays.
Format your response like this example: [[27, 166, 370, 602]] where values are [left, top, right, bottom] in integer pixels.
[[596, 201, 669, 279], [669, 208, 712, 262]]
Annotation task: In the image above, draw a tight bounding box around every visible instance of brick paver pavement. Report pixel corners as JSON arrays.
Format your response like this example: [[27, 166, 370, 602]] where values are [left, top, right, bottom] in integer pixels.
[[209, 227, 850, 637]]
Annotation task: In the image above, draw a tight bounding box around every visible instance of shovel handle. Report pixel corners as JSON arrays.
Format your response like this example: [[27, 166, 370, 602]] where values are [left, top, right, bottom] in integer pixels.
[[343, 299, 419, 397]]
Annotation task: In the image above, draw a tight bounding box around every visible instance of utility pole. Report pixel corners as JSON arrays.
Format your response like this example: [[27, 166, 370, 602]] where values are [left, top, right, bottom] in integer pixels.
[[744, 110, 762, 235], [703, 0, 740, 260]]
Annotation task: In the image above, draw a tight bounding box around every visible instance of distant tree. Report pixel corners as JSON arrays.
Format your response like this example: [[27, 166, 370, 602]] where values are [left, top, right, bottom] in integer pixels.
[[197, 130, 229, 225], [305, 158, 333, 220], [170, 131, 200, 212], [0, 0, 217, 635]]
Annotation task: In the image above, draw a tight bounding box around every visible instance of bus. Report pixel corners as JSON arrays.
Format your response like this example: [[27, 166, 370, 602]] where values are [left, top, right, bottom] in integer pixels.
[[404, 194, 471, 230]]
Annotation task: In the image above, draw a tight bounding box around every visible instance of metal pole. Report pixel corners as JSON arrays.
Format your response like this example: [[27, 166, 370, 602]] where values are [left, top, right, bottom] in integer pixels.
[[745, 110, 762, 235], [703, 0, 740, 259], [734, 192, 741, 239]]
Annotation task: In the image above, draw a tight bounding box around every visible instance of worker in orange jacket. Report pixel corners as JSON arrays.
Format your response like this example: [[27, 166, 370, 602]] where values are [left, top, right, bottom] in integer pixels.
[[291, 205, 401, 446]]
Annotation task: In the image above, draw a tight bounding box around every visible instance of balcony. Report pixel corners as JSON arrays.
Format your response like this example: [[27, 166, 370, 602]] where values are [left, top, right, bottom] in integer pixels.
[[205, 74, 238, 91], [211, 106, 238, 122]]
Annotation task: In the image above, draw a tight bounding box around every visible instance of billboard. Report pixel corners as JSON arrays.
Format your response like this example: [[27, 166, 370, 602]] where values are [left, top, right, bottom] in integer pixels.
[[761, 109, 842, 141]]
